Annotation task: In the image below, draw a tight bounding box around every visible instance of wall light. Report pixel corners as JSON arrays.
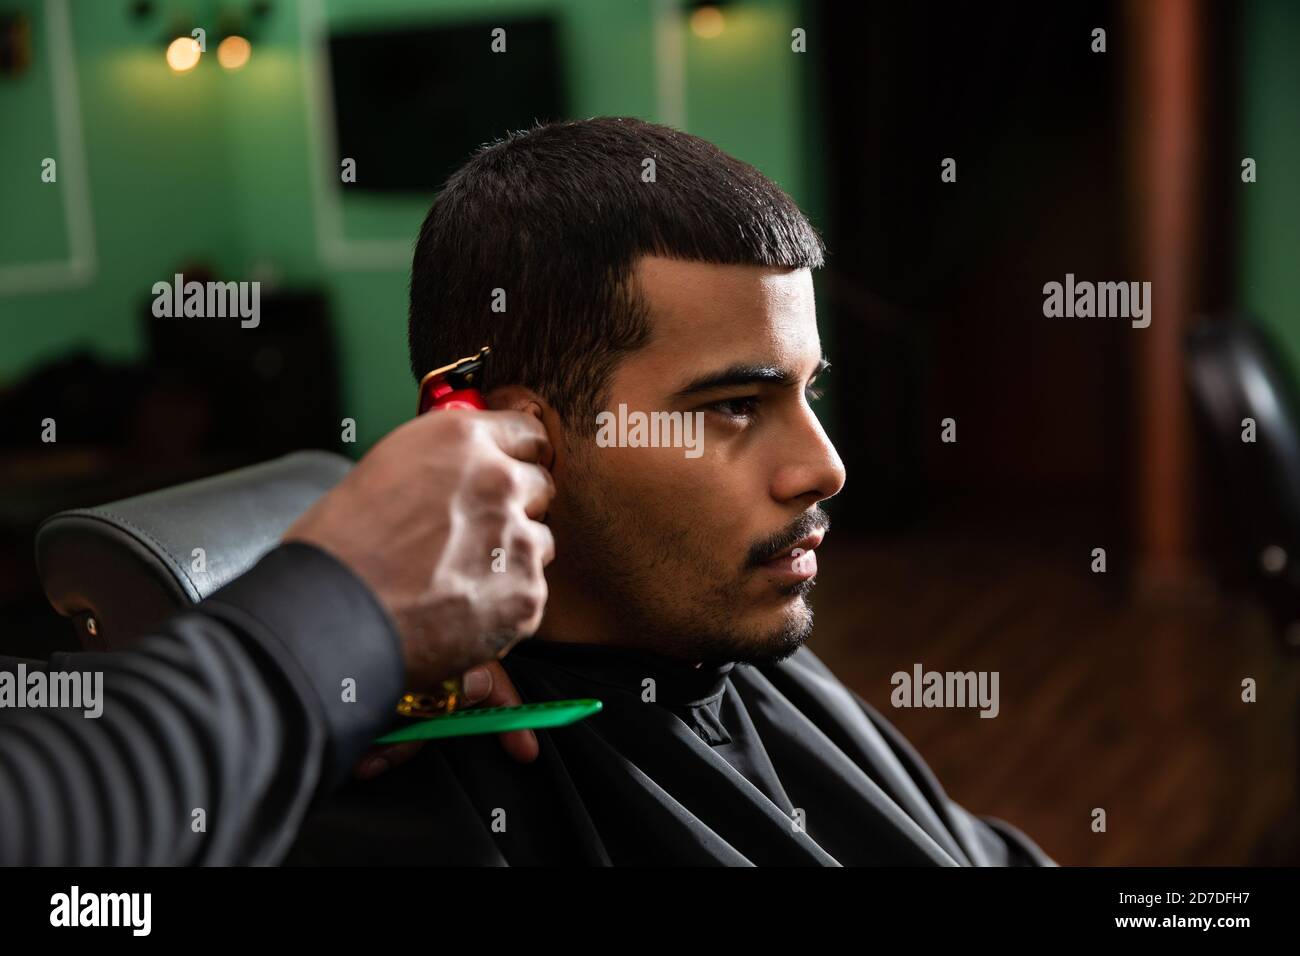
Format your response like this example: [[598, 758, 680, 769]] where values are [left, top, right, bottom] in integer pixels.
[[131, 1, 274, 74], [689, 5, 726, 39], [216, 34, 251, 70], [165, 35, 200, 72]]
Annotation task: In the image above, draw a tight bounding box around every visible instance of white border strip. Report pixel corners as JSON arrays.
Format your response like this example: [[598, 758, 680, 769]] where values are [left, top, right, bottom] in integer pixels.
[[654, 0, 686, 129], [0, 0, 98, 296]]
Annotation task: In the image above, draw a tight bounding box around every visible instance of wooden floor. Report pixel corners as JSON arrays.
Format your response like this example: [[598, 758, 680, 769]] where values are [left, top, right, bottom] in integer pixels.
[[809, 511, 1300, 866]]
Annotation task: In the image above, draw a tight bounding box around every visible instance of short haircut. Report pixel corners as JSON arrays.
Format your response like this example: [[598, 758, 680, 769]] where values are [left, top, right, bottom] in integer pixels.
[[408, 116, 825, 428]]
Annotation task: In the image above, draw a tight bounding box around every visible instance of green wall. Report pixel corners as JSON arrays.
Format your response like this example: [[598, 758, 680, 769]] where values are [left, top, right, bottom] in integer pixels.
[[1, 0, 816, 453], [1241, 0, 1300, 371], [0, 0, 241, 372]]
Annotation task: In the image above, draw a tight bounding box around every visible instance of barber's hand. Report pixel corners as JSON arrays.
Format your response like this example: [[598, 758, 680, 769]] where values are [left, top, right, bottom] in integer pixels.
[[353, 659, 539, 778], [284, 409, 556, 689]]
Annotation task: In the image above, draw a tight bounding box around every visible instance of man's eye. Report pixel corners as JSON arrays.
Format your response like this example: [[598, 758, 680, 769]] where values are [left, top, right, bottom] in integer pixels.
[[805, 383, 825, 403], [709, 397, 760, 419]]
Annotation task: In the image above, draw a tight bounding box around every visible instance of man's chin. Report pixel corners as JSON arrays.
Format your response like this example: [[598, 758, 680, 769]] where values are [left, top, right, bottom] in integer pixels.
[[717, 600, 815, 666]]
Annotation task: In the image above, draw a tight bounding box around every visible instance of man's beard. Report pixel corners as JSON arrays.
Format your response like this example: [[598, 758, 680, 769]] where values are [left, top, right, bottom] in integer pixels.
[[554, 469, 821, 666], [576, 544, 818, 666]]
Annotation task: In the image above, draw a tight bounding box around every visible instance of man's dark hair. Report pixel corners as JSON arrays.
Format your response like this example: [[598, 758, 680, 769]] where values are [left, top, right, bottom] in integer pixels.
[[408, 116, 825, 428]]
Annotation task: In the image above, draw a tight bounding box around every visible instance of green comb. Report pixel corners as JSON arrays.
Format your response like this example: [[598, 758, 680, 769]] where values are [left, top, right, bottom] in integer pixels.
[[374, 698, 603, 744]]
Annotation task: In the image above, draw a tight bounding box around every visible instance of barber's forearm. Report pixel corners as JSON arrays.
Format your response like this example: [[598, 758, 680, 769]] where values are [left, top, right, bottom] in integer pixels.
[[0, 541, 404, 865], [199, 541, 406, 792]]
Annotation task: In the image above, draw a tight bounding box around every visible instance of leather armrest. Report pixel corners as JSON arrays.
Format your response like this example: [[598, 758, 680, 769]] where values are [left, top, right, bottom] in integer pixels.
[[35, 450, 352, 650]]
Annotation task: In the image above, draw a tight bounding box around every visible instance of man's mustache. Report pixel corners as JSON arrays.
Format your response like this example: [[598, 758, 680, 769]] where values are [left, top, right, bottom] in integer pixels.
[[744, 507, 831, 569]]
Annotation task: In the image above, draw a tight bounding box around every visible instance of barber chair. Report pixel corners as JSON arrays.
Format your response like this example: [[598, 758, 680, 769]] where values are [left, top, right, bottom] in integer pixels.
[[34, 451, 351, 652], [1185, 316, 1300, 652]]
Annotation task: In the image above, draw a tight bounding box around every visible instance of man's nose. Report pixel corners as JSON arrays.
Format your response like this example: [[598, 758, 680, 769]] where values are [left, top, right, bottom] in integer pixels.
[[770, 406, 846, 506]]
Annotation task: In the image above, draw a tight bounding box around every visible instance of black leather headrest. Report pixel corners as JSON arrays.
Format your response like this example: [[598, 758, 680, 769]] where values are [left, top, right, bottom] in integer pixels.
[[36, 450, 352, 651]]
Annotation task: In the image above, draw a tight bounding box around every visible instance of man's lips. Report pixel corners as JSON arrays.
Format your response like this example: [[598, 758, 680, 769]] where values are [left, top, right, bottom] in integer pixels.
[[760, 529, 825, 581]]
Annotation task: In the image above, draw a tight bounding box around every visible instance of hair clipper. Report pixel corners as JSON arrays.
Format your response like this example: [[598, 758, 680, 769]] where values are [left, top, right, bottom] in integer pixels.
[[417, 345, 491, 414]]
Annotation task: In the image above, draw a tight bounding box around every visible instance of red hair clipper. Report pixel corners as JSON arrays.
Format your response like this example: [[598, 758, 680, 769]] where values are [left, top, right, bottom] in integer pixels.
[[402, 345, 493, 719], [417, 345, 491, 414], [399, 342, 582, 731]]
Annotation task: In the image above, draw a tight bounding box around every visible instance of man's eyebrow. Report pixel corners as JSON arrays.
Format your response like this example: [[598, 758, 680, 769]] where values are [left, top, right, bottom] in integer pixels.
[[672, 357, 830, 398]]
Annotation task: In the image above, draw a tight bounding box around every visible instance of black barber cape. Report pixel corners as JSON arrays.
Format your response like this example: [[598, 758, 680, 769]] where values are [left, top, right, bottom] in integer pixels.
[[288, 641, 1052, 866]]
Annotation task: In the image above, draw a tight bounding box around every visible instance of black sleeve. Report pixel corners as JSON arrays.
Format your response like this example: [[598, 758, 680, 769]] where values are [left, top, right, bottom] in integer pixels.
[[0, 541, 404, 865]]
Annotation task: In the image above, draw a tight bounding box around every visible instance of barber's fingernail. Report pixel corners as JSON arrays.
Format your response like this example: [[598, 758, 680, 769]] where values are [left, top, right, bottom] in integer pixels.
[[462, 667, 492, 701]]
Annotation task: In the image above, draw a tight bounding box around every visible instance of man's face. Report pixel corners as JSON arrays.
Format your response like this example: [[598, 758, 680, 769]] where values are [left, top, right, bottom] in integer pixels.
[[540, 255, 846, 665]]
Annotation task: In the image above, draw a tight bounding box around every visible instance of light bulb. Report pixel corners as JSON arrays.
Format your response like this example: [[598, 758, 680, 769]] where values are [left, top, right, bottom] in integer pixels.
[[689, 6, 725, 39], [166, 36, 201, 73], [217, 35, 251, 71]]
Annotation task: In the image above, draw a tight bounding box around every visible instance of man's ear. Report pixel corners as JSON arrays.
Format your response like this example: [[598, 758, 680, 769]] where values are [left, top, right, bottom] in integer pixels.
[[485, 385, 560, 472]]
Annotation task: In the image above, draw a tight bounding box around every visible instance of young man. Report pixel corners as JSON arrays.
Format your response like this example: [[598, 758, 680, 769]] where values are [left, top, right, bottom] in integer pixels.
[[288, 117, 1050, 866]]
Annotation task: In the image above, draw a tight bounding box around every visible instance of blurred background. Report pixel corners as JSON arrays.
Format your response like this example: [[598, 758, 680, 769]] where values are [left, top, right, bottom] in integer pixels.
[[2, 0, 1299, 865]]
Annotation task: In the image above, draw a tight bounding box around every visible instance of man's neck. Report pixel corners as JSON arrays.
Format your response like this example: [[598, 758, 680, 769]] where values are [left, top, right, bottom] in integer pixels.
[[534, 559, 617, 647], [535, 564, 705, 667]]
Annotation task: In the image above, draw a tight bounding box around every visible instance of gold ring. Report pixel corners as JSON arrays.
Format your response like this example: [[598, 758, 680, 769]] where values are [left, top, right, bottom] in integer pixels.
[[396, 676, 464, 718]]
